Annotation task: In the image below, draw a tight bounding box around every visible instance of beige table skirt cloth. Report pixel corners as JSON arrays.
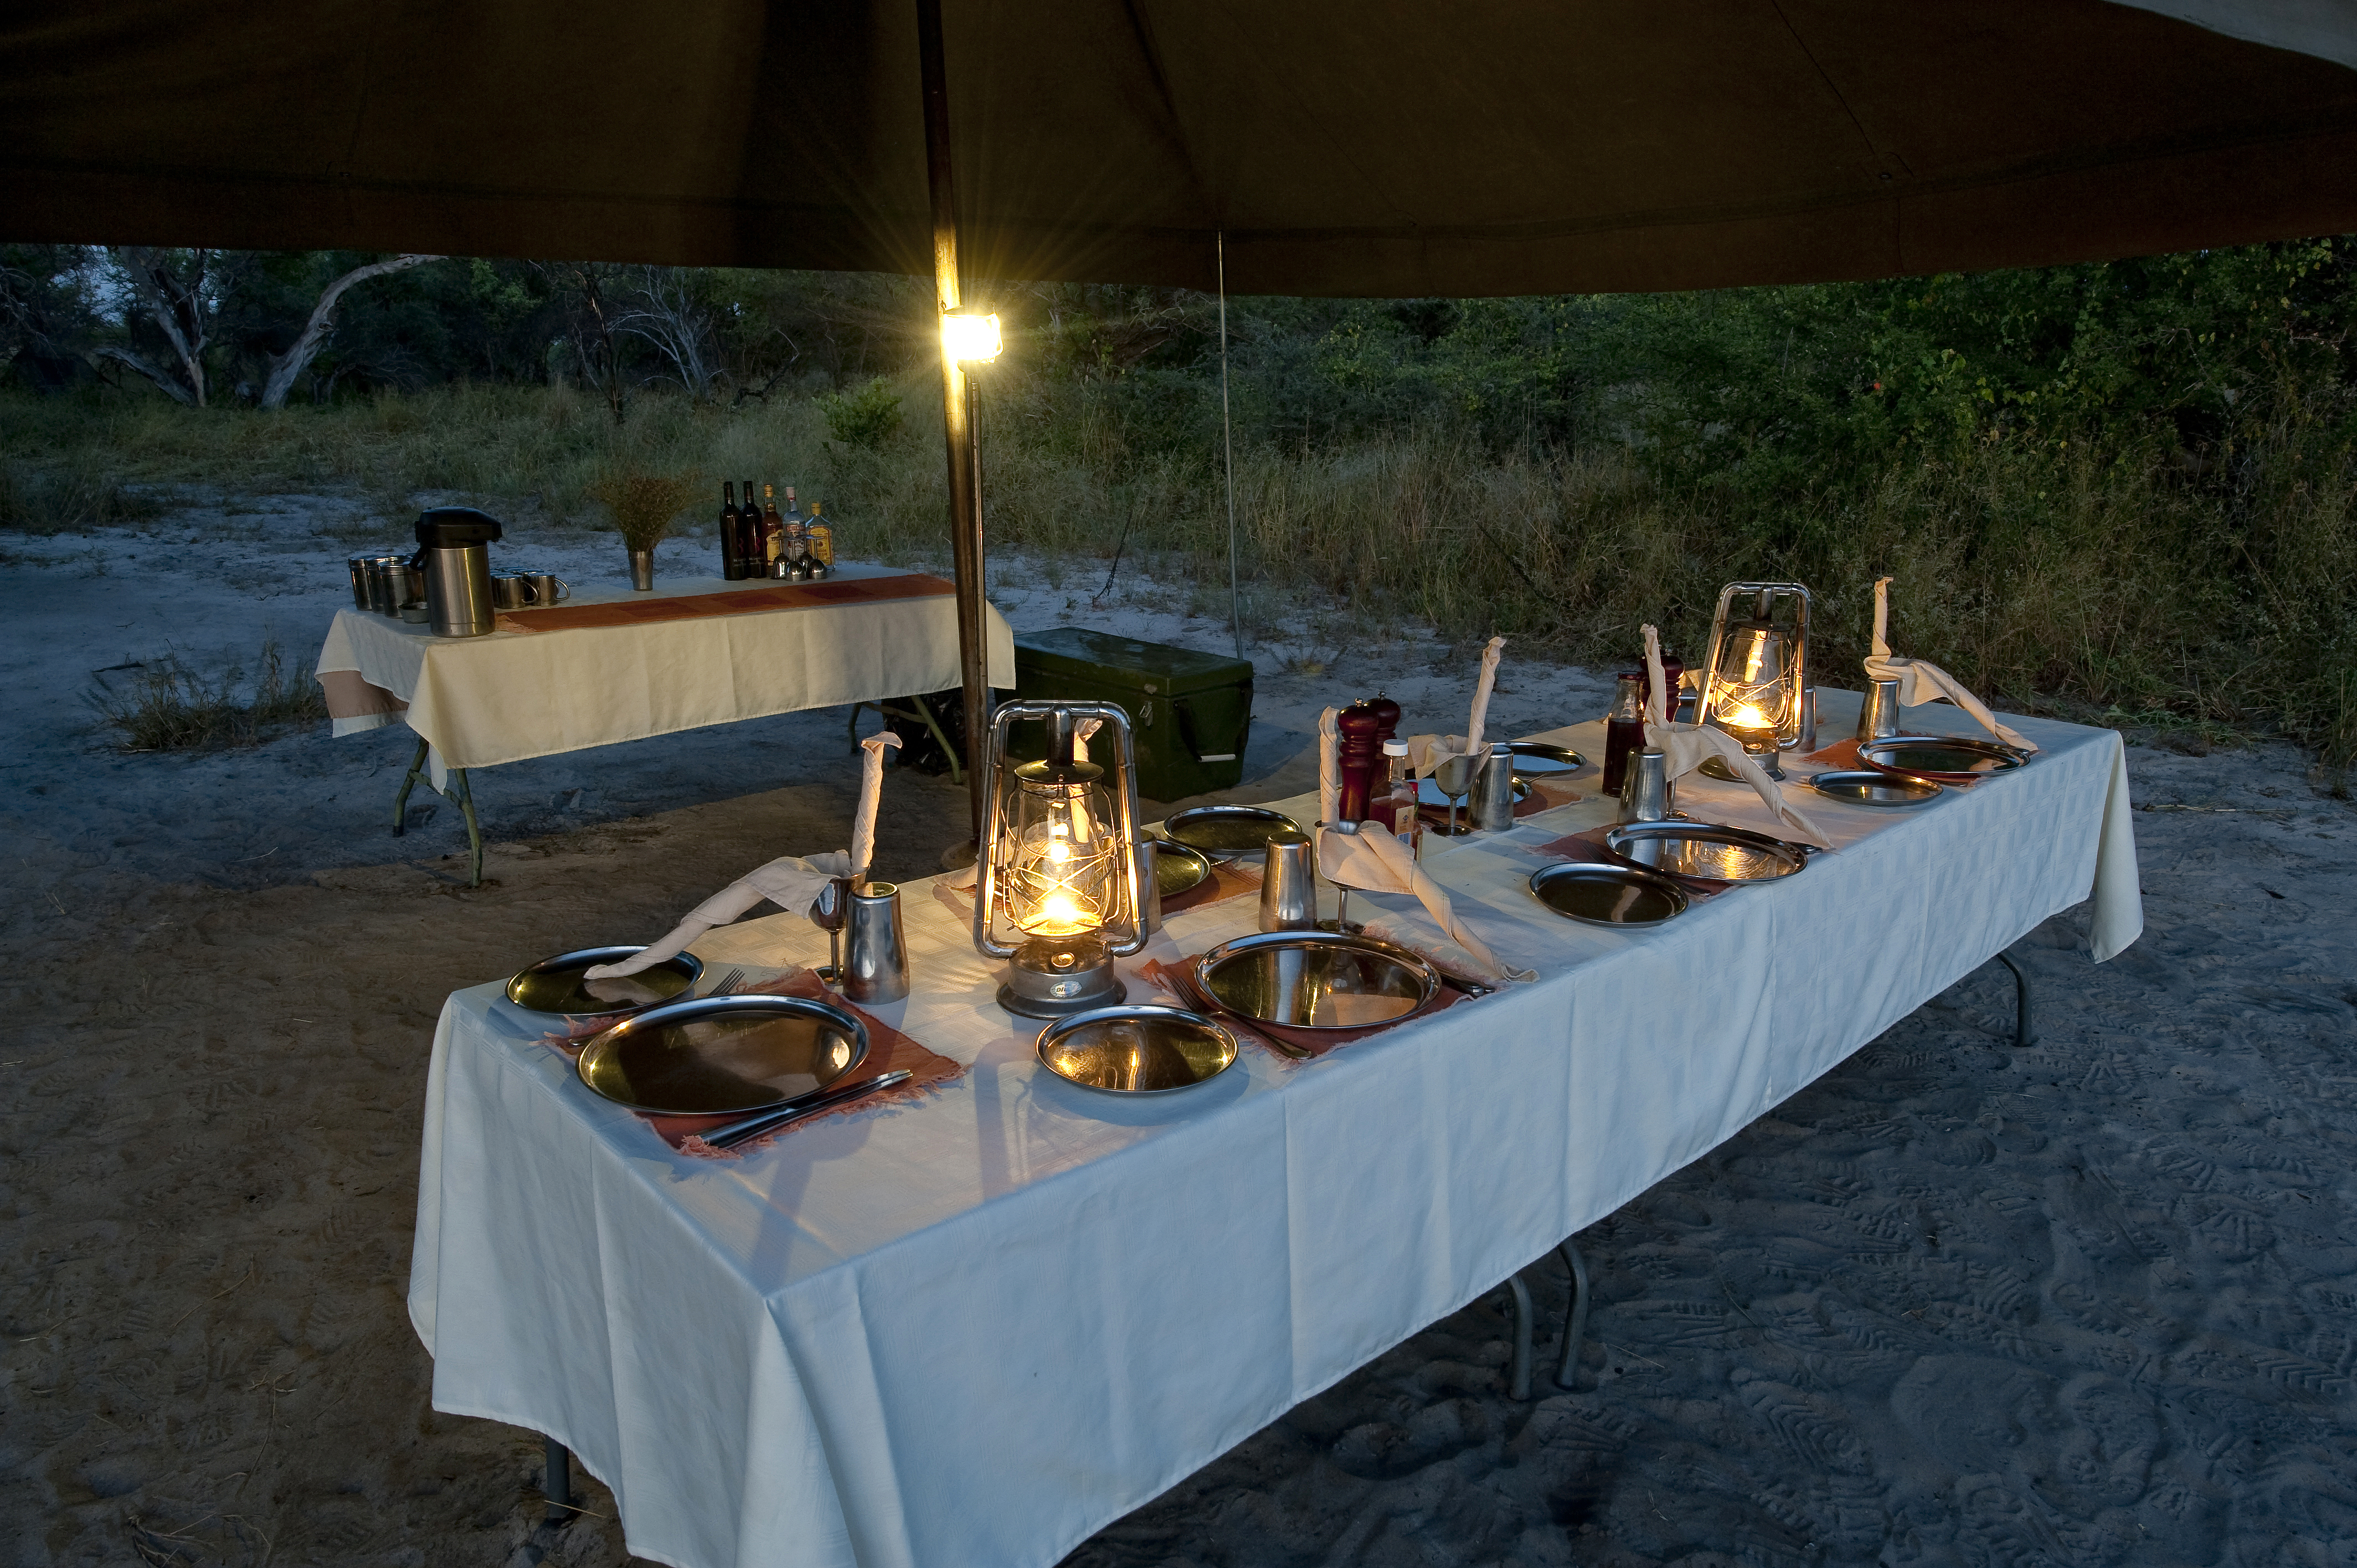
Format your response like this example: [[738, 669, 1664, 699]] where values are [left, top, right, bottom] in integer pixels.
[[316, 564, 1015, 780]]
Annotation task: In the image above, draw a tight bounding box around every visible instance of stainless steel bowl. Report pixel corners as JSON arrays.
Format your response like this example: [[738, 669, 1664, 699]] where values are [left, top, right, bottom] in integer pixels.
[[1035, 1005, 1239, 1094], [575, 993, 869, 1115], [505, 945, 704, 1020], [1194, 930, 1440, 1030], [1604, 821, 1809, 881], [1162, 804, 1305, 859], [1527, 861, 1689, 926]]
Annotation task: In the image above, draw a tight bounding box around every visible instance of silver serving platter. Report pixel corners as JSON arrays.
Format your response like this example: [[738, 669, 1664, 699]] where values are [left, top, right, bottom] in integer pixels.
[[1194, 930, 1441, 1030], [1152, 838, 1213, 898], [506, 945, 703, 1020], [1035, 1004, 1239, 1094], [1605, 821, 1809, 882], [1162, 804, 1305, 859], [1810, 768, 1944, 808], [1527, 860, 1689, 927], [576, 993, 869, 1115], [1859, 734, 2026, 783]]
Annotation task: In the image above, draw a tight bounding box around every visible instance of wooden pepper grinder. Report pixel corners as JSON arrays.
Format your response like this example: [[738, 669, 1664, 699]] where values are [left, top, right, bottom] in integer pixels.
[[1337, 702, 1382, 823], [1366, 692, 1402, 747]]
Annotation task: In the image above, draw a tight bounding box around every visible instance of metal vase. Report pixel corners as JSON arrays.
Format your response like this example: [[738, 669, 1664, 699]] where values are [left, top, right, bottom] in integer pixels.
[[1258, 833, 1318, 932], [1468, 742, 1516, 832], [627, 548, 656, 592], [1618, 747, 1675, 824], [842, 883, 910, 1004], [1855, 678, 1902, 742]]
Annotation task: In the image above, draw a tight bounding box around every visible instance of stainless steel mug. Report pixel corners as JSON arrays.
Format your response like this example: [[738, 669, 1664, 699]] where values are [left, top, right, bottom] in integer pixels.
[[347, 554, 372, 610], [362, 554, 408, 615], [525, 572, 571, 605], [1468, 741, 1516, 832], [1258, 832, 1318, 932], [842, 883, 910, 1004], [1618, 747, 1675, 824], [489, 574, 530, 610], [1855, 678, 1902, 742]]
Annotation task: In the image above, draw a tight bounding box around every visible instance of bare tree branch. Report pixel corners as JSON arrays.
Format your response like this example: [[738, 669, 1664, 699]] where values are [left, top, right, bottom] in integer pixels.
[[259, 254, 440, 410], [92, 344, 195, 405]]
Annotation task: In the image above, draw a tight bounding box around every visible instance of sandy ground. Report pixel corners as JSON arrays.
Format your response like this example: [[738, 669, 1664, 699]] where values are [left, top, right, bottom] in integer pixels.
[[2, 498, 2353, 1567]]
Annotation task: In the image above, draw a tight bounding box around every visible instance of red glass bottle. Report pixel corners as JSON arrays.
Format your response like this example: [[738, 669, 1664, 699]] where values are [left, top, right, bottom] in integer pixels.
[[1603, 672, 1646, 795]]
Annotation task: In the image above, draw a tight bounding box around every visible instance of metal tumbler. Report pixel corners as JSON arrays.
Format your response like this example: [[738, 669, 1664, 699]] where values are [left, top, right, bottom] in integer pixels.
[[842, 882, 910, 1004], [347, 554, 373, 610], [1798, 687, 1819, 752], [1618, 746, 1675, 824], [1135, 839, 1164, 938], [1855, 678, 1902, 742], [1468, 741, 1516, 832], [1258, 832, 1318, 932]]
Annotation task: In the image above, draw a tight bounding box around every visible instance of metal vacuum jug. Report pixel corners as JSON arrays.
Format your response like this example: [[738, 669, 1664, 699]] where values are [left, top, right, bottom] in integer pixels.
[[414, 506, 503, 637]]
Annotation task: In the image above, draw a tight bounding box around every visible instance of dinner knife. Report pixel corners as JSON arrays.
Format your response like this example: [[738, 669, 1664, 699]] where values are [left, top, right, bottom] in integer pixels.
[[707, 1069, 913, 1149]]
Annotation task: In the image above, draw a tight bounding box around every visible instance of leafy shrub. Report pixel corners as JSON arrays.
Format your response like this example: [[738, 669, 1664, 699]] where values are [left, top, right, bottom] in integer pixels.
[[86, 638, 325, 750], [817, 377, 905, 450]]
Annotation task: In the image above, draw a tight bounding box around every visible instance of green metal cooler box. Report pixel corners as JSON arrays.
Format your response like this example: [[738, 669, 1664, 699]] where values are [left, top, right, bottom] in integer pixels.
[[1011, 628, 1254, 801]]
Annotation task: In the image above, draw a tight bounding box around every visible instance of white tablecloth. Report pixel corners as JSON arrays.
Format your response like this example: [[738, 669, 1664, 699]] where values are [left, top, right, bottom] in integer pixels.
[[317, 564, 1016, 777], [409, 697, 2138, 1568]]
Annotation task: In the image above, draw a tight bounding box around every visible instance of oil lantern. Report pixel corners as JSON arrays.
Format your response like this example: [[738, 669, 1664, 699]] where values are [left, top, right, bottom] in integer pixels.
[[1698, 582, 1813, 777], [971, 701, 1147, 1017]]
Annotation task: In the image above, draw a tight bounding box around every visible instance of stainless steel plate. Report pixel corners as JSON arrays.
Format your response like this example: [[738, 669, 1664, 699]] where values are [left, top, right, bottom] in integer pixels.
[[1415, 772, 1531, 808], [1810, 768, 1944, 808], [1605, 821, 1809, 881], [1509, 741, 1587, 776], [1153, 838, 1213, 897], [1162, 804, 1305, 859], [576, 994, 869, 1115], [506, 945, 703, 1019], [1859, 735, 2025, 782], [1527, 861, 1689, 926], [1035, 1005, 1239, 1094], [1194, 930, 1440, 1030]]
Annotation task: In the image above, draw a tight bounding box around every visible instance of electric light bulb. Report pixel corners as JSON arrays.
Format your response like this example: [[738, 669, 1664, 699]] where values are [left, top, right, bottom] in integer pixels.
[[941, 312, 1002, 364]]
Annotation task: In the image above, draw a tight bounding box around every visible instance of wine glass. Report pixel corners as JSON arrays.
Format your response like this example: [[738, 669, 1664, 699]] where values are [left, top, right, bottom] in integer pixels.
[[1431, 754, 1478, 838]]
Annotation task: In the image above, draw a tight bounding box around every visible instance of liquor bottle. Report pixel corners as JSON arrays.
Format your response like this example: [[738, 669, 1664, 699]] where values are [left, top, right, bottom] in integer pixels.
[[1382, 739, 1422, 860], [761, 485, 785, 576], [805, 502, 833, 572], [720, 481, 744, 580], [1336, 702, 1381, 823], [738, 478, 761, 575], [1603, 672, 1646, 795], [783, 485, 803, 528]]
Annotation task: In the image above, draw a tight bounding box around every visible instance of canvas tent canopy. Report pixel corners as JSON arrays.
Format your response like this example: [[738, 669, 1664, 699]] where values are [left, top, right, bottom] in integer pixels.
[[6, 0, 2357, 298]]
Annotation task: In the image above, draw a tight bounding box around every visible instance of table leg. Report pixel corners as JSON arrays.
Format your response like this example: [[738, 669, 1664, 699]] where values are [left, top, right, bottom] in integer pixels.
[[1995, 951, 2037, 1048], [1503, 1273, 1534, 1401], [1554, 1236, 1592, 1391], [448, 767, 483, 888], [543, 1436, 576, 1525], [392, 737, 430, 834]]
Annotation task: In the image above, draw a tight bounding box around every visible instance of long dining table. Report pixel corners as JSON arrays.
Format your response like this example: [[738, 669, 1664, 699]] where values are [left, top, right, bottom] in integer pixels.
[[408, 690, 2139, 1568]]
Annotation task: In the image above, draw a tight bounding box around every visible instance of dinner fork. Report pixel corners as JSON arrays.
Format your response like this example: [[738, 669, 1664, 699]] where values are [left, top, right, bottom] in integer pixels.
[[703, 966, 747, 997]]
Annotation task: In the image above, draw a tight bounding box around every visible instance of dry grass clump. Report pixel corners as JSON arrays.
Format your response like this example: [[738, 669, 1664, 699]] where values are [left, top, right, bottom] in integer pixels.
[[586, 467, 704, 550], [85, 638, 326, 751]]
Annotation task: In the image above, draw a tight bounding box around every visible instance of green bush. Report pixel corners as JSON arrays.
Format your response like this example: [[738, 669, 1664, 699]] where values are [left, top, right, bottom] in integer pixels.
[[817, 377, 905, 450]]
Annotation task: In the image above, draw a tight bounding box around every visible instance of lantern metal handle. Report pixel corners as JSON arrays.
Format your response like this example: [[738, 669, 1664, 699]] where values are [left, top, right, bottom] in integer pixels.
[[1696, 581, 1812, 746], [970, 699, 1147, 961]]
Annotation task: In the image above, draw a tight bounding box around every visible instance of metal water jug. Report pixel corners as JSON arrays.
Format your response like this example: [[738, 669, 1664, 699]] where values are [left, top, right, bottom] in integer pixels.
[[415, 507, 503, 637]]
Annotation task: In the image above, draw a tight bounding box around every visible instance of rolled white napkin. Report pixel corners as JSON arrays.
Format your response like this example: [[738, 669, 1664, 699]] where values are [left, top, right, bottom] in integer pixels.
[[1463, 636, 1506, 756], [1318, 706, 1341, 825], [849, 731, 904, 884], [1314, 822, 1534, 983], [1641, 625, 1833, 850], [582, 850, 854, 979], [1864, 576, 2036, 752]]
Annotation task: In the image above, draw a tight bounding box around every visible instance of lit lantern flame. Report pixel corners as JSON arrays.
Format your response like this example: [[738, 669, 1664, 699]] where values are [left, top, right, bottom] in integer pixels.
[[941, 311, 1003, 364], [1725, 702, 1774, 732], [1008, 816, 1112, 938]]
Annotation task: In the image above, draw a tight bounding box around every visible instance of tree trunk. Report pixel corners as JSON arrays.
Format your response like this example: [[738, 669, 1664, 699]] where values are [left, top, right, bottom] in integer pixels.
[[260, 255, 438, 410], [93, 345, 195, 405]]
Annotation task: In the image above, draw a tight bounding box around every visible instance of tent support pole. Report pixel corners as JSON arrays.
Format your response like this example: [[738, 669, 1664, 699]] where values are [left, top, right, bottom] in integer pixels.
[[916, 0, 989, 844]]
